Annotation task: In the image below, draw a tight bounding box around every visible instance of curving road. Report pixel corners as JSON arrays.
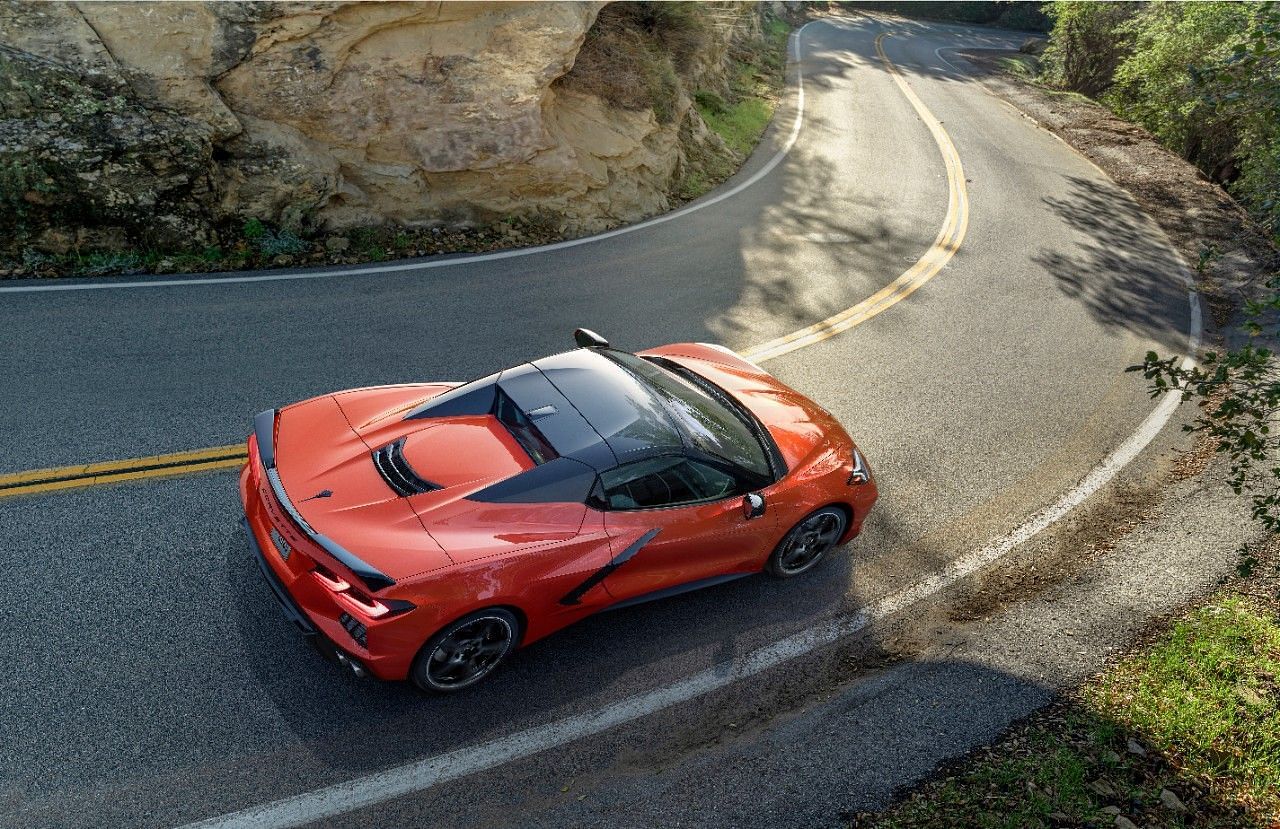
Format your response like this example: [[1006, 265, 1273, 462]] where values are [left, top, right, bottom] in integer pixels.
[[0, 14, 1194, 829]]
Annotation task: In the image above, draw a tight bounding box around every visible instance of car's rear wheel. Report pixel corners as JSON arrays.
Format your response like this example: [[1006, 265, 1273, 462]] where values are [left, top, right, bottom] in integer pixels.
[[766, 506, 848, 578], [411, 608, 521, 693]]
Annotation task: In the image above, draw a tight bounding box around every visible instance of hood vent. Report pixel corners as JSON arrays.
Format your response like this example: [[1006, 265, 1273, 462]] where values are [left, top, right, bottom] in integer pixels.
[[372, 438, 439, 497]]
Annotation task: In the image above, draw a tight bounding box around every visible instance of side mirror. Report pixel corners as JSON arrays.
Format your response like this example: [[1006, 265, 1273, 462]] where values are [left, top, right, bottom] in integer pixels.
[[743, 492, 766, 520], [574, 328, 610, 349]]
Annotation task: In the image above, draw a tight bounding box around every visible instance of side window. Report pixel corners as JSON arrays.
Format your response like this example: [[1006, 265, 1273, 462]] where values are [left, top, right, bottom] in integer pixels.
[[599, 456, 741, 510]]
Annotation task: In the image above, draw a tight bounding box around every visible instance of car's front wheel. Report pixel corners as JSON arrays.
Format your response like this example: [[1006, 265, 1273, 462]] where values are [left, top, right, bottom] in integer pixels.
[[766, 506, 849, 578], [411, 608, 521, 693]]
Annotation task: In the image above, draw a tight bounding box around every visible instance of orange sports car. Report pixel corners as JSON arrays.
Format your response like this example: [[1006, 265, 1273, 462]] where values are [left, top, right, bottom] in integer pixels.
[[240, 330, 877, 692]]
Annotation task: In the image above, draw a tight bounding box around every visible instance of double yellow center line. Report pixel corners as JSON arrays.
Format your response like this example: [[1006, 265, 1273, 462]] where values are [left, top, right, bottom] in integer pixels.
[[0, 444, 246, 499], [743, 32, 968, 363], [0, 30, 966, 502]]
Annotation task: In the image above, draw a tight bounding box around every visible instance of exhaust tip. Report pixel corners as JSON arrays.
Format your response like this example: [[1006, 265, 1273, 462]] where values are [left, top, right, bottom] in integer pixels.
[[335, 651, 368, 678]]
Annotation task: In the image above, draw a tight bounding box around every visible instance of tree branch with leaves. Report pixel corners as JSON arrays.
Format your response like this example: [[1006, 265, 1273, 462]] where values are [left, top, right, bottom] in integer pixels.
[[1131, 272, 1280, 529]]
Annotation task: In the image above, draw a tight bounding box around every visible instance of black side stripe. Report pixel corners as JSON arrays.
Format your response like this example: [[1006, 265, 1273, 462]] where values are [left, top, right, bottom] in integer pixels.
[[559, 528, 661, 606]]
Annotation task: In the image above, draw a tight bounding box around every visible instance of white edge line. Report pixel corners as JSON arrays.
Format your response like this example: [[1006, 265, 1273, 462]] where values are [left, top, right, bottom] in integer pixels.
[[934, 45, 963, 71], [935, 44, 1024, 72], [0, 23, 826, 296]]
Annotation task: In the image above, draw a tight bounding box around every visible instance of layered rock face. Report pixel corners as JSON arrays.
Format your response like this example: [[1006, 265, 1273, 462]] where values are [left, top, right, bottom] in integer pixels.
[[0, 1, 761, 255]]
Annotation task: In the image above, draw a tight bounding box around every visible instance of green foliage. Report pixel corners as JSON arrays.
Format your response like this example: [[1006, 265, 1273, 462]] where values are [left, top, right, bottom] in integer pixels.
[[73, 251, 143, 276], [868, 724, 1105, 828], [1131, 263, 1280, 530], [697, 93, 771, 157], [694, 89, 728, 116], [255, 227, 307, 257], [996, 54, 1038, 80], [764, 17, 790, 44], [863, 598, 1280, 828], [242, 217, 305, 256], [1090, 598, 1280, 805], [241, 217, 266, 240], [678, 12, 789, 202], [847, 2, 1051, 32], [1043, 1, 1280, 237], [992, 2, 1053, 33], [1200, 3, 1280, 237], [1107, 3, 1258, 180], [1040, 2, 1141, 96]]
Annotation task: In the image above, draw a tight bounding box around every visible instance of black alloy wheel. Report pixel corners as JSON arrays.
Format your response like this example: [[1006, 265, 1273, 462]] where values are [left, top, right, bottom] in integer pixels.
[[412, 608, 520, 692], [767, 506, 848, 578]]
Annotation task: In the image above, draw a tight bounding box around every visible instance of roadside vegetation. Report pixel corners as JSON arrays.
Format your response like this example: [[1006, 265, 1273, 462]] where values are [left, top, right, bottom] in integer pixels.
[[1040, 1, 1280, 241], [9, 214, 571, 279], [836, 9, 1280, 826], [1126, 3, 1280, 534], [853, 563, 1280, 829], [975, 1, 1280, 537], [846, 2, 1051, 32], [680, 16, 791, 200]]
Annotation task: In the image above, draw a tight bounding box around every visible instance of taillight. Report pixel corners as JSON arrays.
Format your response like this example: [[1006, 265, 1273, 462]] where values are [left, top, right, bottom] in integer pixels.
[[312, 568, 349, 592], [311, 566, 414, 620]]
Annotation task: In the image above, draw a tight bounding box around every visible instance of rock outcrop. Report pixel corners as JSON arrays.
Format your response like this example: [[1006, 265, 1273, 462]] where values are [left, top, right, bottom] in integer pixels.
[[0, 1, 765, 256]]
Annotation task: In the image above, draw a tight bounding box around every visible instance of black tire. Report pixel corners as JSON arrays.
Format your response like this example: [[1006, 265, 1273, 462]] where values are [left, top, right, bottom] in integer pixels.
[[410, 608, 521, 693], [765, 506, 849, 578]]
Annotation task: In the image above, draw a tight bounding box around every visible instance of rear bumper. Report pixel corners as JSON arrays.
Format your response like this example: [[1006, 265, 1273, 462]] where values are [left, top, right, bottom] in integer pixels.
[[242, 516, 316, 636], [242, 514, 373, 678], [240, 462, 415, 680]]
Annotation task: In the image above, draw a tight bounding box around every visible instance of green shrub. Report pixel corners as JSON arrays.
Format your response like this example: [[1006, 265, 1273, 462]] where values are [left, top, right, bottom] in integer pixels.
[[1106, 2, 1257, 178], [241, 217, 266, 240], [75, 251, 142, 275], [1040, 2, 1141, 96], [255, 228, 307, 256], [993, 2, 1052, 32], [847, 2, 1051, 32], [241, 217, 306, 256], [694, 89, 729, 116], [1205, 3, 1280, 236], [1042, 1, 1280, 238]]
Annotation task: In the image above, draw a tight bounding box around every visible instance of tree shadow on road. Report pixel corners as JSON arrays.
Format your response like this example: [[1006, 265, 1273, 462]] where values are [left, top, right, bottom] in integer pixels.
[[1032, 176, 1193, 353]]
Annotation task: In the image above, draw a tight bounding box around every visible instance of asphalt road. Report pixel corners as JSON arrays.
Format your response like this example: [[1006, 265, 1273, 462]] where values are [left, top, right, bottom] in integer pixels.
[[0, 14, 1194, 829]]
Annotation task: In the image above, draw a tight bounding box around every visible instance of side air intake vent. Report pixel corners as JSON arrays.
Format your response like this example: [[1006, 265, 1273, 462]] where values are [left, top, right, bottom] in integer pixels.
[[372, 438, 439, 497]]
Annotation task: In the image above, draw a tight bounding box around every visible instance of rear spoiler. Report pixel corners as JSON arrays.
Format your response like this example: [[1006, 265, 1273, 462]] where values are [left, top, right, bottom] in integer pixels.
[[254, 409, 396, 593]]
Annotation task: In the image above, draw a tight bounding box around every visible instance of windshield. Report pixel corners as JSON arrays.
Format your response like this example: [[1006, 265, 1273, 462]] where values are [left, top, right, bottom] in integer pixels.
[[602, 351, 772, 479]]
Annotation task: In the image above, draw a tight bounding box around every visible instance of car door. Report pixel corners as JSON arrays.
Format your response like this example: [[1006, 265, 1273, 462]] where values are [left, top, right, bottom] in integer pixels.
[[595, 454, 777, 602]]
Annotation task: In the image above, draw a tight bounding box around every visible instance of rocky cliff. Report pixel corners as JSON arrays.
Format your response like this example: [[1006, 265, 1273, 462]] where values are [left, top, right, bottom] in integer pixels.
[[0, 1, 768, 258]]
